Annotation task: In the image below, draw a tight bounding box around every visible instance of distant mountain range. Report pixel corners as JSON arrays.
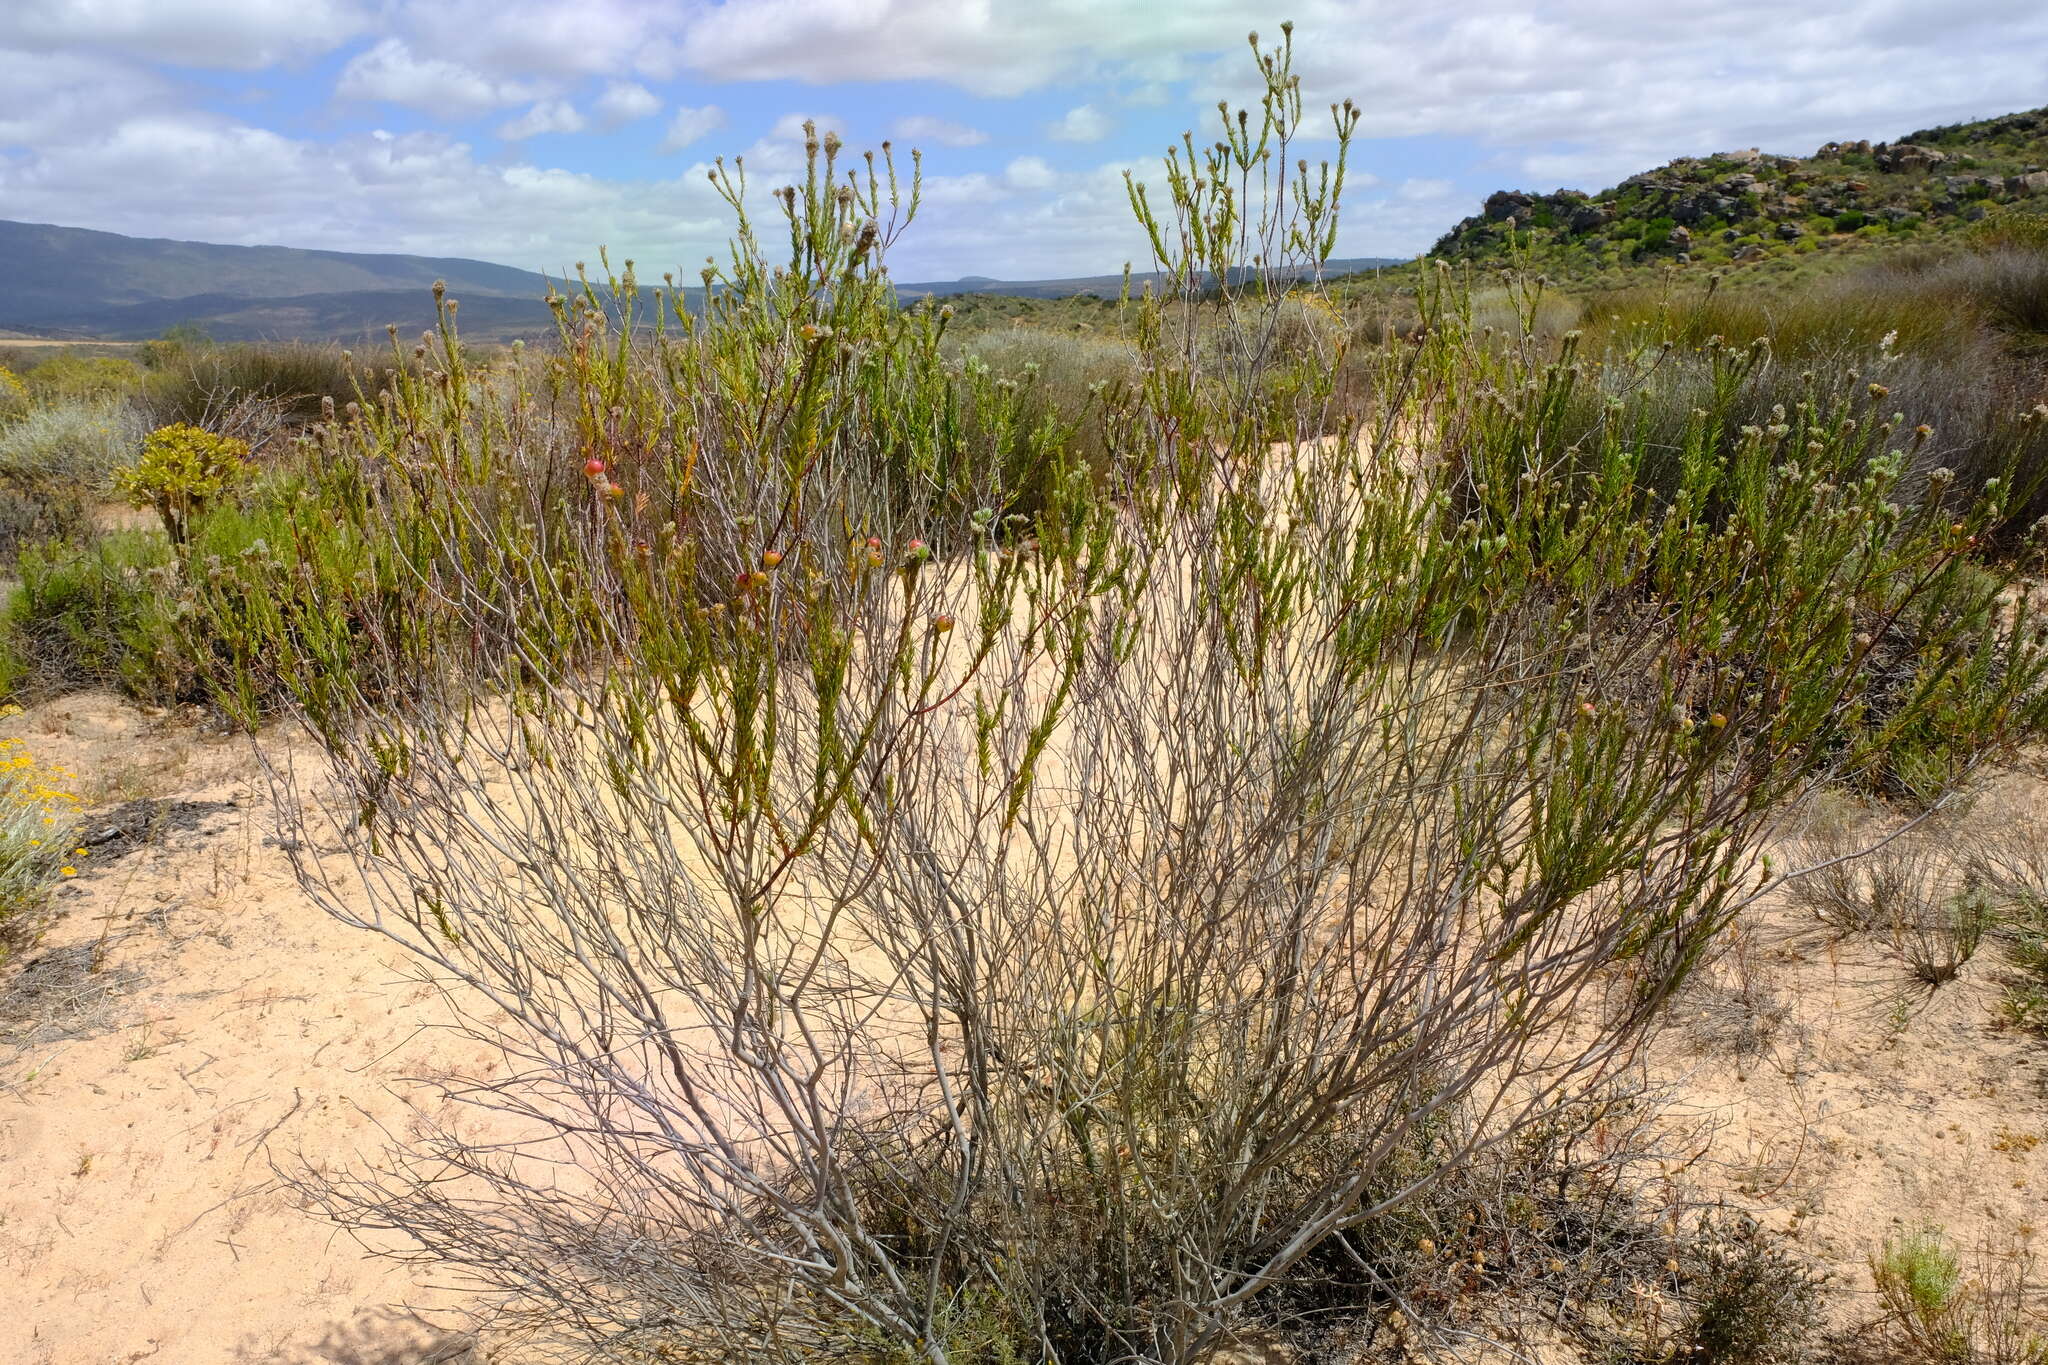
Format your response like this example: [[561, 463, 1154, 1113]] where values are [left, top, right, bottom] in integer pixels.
[[0, 218, 1403, 343], [890, 260, 1403, 304]]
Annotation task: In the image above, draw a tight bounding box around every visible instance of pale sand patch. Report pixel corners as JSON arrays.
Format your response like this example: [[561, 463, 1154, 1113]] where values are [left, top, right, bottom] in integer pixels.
[[1650, 756, 2048, 1323], [0, 694, 489, 1365]]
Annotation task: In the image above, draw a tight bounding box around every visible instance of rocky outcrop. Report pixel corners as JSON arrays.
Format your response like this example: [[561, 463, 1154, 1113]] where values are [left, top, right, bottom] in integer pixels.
[[1482, 190, 1534, 222], [1430, 102, 2048, 266], [1875, 143, 1949, 173]]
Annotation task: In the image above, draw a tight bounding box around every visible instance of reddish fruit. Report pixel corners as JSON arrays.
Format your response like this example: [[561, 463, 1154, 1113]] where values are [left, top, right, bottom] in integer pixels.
[[933, 615, 956, 633], [1709, 712, 1728, 729], [866, 536, 883, 550], [761, 549, 784, 569], [584, 458, 606, 477], [1578, 702, 1596, 718], [604, 482, 624, 500], [750, 571, 771, 589]]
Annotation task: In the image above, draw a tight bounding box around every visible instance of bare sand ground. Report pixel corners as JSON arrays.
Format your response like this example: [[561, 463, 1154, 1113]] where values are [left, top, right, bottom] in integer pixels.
[[0, 694, 490, 1365], [1642, 758, 2048, 1318], [2, 691, 2046, 1362]]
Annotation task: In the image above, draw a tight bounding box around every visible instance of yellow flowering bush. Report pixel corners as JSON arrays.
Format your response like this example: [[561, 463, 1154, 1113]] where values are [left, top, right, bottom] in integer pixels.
[[0, 366, 27, 423], [115, 422, 250, 546], [0, 714, 82, 947]]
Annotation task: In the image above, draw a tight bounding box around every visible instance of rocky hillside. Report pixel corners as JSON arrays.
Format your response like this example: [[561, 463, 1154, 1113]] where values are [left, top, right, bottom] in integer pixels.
[[1432, 106, 2048, 272]]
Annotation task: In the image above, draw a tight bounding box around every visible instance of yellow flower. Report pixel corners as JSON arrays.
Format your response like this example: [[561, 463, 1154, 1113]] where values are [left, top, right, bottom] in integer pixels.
[[72, 847, 87, 857], [60, 866, 76, 877], [27, 839, 39, 847]]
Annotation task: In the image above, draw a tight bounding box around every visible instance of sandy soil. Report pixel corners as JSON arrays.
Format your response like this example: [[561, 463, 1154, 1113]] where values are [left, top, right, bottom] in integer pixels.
[[1644, 759, 2048, 1323], [2, 691, 2045, 1362], [0, 694, 489, 1365]]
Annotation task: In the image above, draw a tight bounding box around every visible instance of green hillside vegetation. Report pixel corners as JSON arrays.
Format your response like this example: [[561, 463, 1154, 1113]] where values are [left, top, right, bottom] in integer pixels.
[[1432, 106, 2048, 280]]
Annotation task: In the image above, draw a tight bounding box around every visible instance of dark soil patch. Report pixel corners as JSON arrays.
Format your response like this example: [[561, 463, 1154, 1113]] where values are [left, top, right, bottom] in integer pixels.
[[0, 941, 141, 1045], [76, 798, 238, 862]]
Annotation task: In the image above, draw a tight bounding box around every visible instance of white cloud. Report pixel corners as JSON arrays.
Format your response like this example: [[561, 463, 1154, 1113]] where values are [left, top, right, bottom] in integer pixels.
[[672, 0, 1258, 97], [0, 0, 370, 68], [498, 99, 587, 141], [1228, 0, 2048, 178], [735, 113, 850, 175], [337, 37, 538, 116], [0, 110, 733, 275], [1397, 177, 1454, 201], [9, 0, 2048, 275], [0, 49, 171, 147], [658, 105, 726, 153], [890, 115, 988, 148], [594, 81, 661, 127], [388, 0, 691, 81], [1047, 104, 1112, 143], [765, 112, 845, 143], [1003, 156, 1057, 191]]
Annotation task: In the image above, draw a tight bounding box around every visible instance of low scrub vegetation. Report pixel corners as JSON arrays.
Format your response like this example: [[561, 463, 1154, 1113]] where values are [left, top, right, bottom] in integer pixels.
[[0, 397, 144, 562], [0, 715, 82, 958], [1869, 1228, 2048, 1364], [141, 338, 358, 430]]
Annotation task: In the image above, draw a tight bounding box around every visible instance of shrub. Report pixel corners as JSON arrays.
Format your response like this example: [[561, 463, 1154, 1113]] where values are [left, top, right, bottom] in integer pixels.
[[1894, 883, 1994, 986], [115, 423, 250, 545], [1443, 333, 2048, 799], [144, 341, 359, 430], [1868, 1229, 2048, 1364], [0, 397, 141, 481], [1, 534, 183, 701], [0, 366, 27, 424], [1966, 208, 2048, 254], [183, 38, 2043, 1363], [948, 328, 1137, 518], [1970, 812, 2048, 1031], [137, 321, 212, 372], [1782, 818, 1994, 983], [1926, 247, 2048, 338], [0, 399, 148, 562], [22, 353, 143, 402], [177, 491, 408, 727], [1680, 1214, 1831, 1365], [0, 485, 95, 568], [1874, 1228, 1969, 1363], [0, 722, 84, 958]]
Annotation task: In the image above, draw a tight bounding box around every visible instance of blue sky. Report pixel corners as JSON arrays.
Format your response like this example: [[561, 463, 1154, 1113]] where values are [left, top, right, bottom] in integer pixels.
[[1, 1, 2043, 282]]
